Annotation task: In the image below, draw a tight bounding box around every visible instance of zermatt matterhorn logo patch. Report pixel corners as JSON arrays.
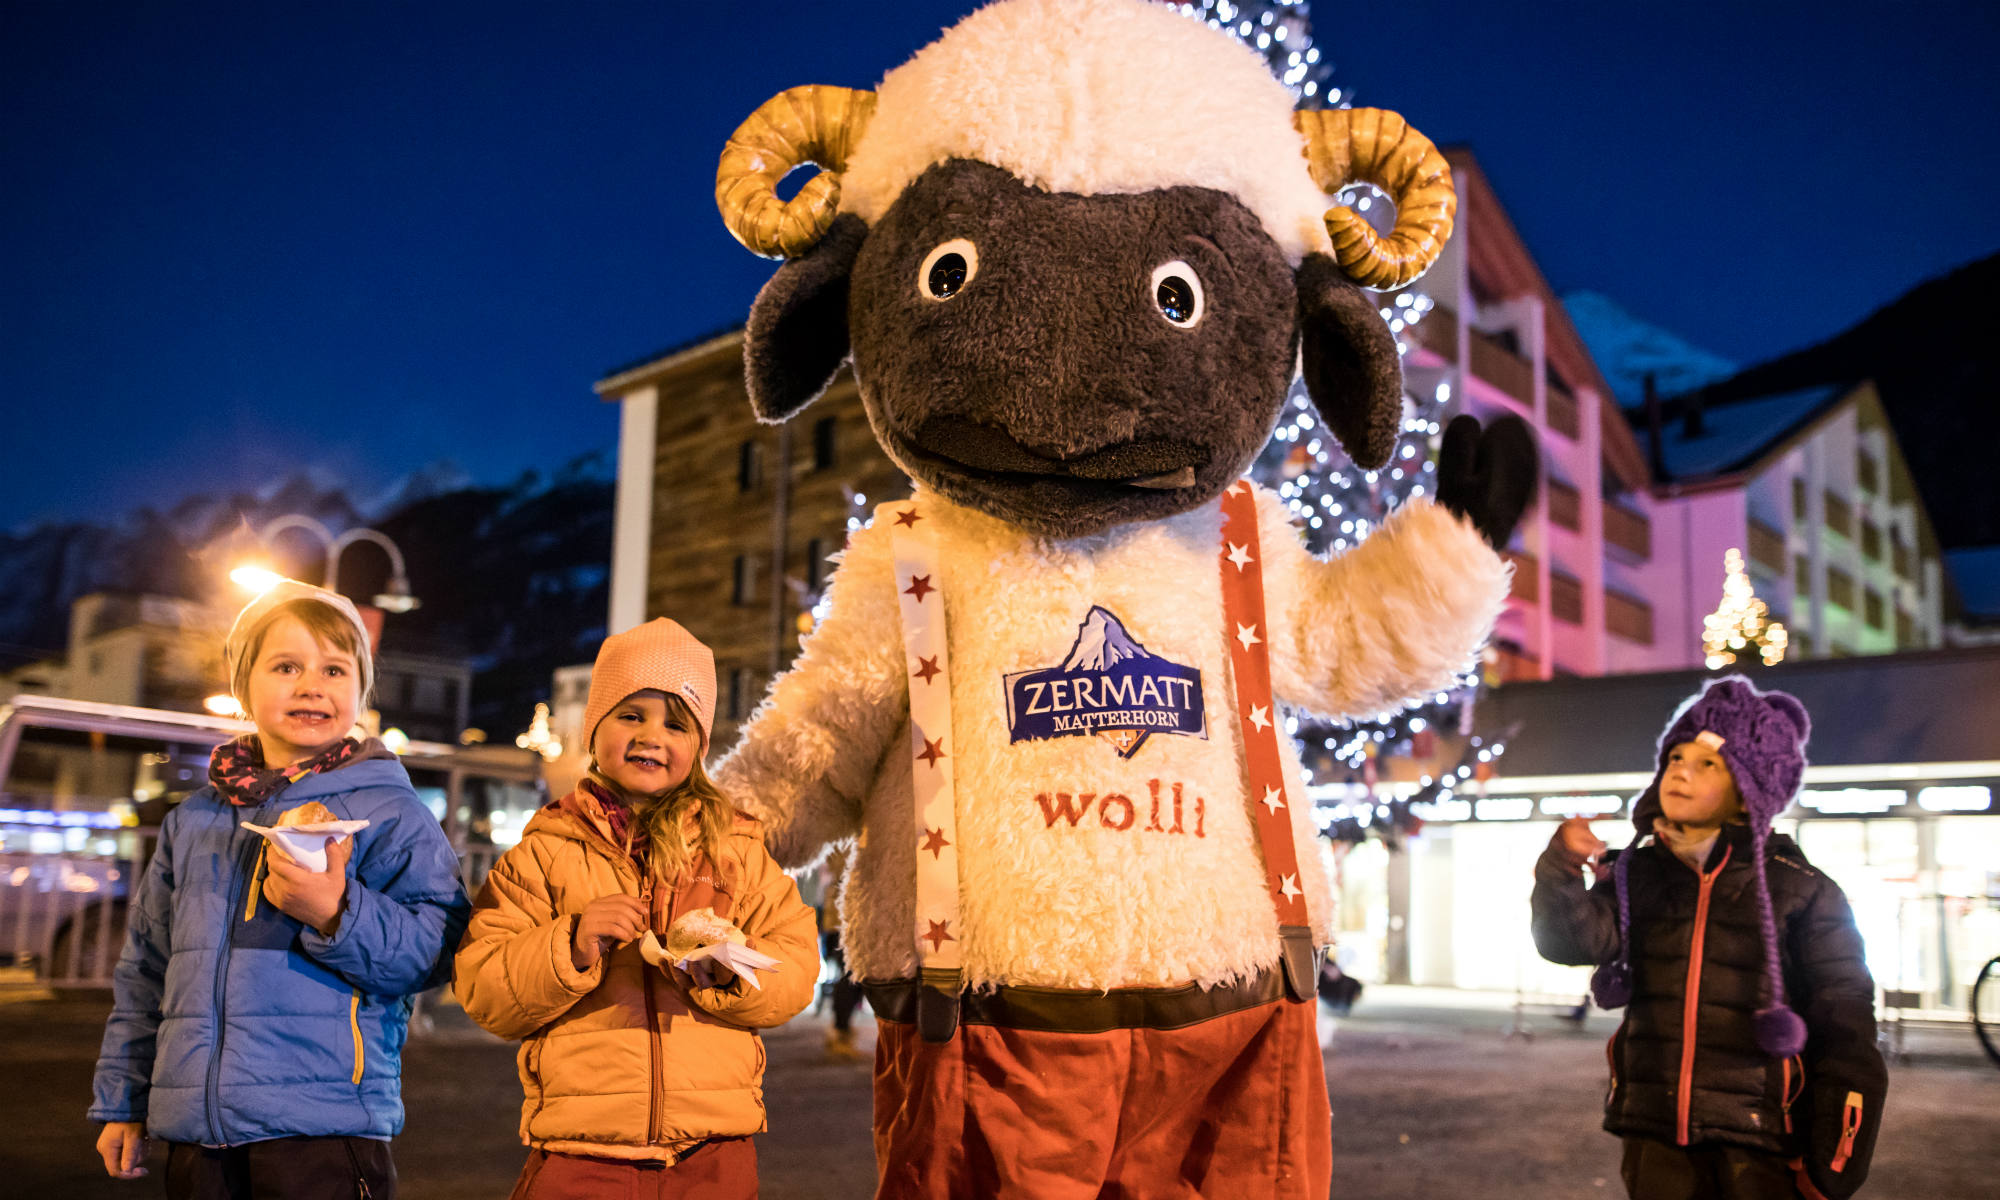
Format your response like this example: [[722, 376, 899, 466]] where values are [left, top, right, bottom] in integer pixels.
[[1003, 606, 1206, 758]]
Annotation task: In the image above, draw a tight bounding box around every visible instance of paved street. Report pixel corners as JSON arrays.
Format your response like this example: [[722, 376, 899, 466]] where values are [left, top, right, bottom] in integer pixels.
[[6, 985, 1994, 1198]]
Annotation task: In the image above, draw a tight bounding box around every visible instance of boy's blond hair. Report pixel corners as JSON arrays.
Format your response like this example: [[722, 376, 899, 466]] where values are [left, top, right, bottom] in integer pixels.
[[227, 589, 375, 708]]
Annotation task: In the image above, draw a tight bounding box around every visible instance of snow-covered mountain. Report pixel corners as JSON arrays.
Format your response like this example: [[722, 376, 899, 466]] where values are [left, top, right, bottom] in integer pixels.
[[1061, 606, 1152, 671], [1562, 290, 1738, 409]]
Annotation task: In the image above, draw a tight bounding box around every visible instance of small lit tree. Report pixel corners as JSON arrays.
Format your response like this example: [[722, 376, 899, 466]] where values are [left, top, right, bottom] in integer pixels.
[[1703, 548, 1789, 669]]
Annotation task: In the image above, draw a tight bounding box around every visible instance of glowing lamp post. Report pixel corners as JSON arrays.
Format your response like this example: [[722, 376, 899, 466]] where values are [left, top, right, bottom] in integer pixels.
[[230, 515, 421, 613]]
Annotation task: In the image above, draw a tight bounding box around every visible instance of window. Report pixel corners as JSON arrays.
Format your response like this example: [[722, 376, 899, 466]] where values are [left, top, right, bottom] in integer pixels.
[[805, 537, 828, 593], [1605, 590, 1654, 644], [1864, 589, 1885, 630], [412, 676, 447, 713], [738, 440, 763, 492], [1545, 478, 1582, 532], [1794, 555, 1811, 595], [1895, 608, 1914, 646], [1823, 490, 1853, 539], [812, 417, 838, 471], [1791, 477, 1808, 520], [1604, 503, 1651, 561], [1858, 452, 1879, 494], [1549, 571, 1584, 625], [1747, 520, 1786, 574], [728, 667, 757, 721], [731, 554, 758, 606], [1860, 520, 1882, 561], [1827, 567, 1855, 611]]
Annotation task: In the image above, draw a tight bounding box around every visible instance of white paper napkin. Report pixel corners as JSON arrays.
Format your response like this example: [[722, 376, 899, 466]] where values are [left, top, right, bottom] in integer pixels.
[[239, 819, 369, 872], [639, 930, 781, 990]]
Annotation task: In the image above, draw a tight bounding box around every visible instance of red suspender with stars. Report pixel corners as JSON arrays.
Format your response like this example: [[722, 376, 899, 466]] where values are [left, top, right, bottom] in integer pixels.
[[1219, 481, 1319, 999], [887, 501, 965, 1039]]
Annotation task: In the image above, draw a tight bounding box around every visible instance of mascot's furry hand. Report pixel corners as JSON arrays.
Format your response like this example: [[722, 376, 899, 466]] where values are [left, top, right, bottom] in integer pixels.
[[1435, 414, 1538, 550]]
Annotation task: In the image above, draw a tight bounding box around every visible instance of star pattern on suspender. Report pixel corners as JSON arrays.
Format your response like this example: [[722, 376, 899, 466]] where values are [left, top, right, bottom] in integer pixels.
[[1233, 622, 1261, 651], [917, 736, 947, 768], [912, 655, 942, 684], [894, 508, 923, 528], [920, 827, 950, 859], [1279, 874, 1302, 901], [1224, 542, 1254, 571], [904, 574, 936, 603], [923, 919, 955, 952], [1260, 785, 1286, 814], [1245, 704, 1271, 732]]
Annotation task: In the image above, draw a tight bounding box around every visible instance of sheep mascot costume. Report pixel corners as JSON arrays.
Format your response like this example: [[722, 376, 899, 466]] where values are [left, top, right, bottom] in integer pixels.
[[712, 1, 1536, 1194]]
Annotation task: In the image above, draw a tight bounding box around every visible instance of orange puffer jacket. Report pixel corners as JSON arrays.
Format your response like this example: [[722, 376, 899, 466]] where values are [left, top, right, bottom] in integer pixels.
[[454, 790, 818, 1161]]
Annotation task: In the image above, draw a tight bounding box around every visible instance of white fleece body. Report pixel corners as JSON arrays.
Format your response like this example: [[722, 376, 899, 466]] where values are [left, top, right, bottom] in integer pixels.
[[839, 0, 1332, 264], [717, 486, 1508, 991]]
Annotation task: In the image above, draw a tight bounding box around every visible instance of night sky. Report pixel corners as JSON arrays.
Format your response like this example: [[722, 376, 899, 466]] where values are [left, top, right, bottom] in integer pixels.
[[5, 0, 1996, 531]]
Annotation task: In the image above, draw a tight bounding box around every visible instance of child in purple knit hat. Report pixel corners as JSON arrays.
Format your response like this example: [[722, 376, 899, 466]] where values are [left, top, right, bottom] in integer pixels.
[[1531, 675, 1887, 1200]]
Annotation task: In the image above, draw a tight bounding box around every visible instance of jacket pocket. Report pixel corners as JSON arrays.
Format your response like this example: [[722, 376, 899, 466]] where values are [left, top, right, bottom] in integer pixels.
[[348, 991, 365, 1086]]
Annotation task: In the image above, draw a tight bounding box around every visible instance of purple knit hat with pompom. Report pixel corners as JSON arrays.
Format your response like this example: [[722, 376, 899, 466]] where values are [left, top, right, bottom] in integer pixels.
[[1589, 674, 1812, 1057]]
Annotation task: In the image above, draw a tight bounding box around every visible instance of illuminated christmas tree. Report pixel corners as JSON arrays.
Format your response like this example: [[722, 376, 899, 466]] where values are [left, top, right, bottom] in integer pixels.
[[1202, 0, 1487, 841], [1703, 548, 1789, 670]]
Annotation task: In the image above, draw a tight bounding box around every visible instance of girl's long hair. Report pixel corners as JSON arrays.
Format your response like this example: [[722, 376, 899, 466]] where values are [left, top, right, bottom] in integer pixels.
[[588, 692, 734, 883]]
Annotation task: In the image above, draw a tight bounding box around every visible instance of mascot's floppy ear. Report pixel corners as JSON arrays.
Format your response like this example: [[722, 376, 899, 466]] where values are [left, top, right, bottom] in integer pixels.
[[1296, 252, 1403, 470], [743, 213, 867, 423]]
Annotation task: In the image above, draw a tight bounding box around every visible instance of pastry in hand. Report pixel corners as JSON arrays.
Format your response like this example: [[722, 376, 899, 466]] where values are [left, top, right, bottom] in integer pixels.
[[665, 907, 748, 959], [277, 800, 338, 828]]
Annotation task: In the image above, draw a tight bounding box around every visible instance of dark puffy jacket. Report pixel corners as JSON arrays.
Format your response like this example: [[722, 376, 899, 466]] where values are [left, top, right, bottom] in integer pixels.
[[1531, 823, 1886, 1200], [89, 759, 471, 1145]]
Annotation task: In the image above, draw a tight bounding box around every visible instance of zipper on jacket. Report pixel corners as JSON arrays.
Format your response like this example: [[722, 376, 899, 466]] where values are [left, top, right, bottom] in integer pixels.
[[1675, 844, 1732, 1146], [242, 842, 268, 921], [1603, 1029, 1621, 1109], [349, 990, 365, 1085], [208, 804, 262, 1147], [1780, 1055, 1804, 1134], [643, 870, 668, 1144], [1830, 1090, 1863, 1172]]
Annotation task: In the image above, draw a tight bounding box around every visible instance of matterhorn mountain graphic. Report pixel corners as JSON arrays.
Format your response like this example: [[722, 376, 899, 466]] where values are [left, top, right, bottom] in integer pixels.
[[1061, 606, 1154, 671], [1005, 605, 1207, 759]]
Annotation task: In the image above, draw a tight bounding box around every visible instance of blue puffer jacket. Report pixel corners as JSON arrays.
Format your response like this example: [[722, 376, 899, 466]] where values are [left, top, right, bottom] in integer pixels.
[[89, 757, 471, 1146]]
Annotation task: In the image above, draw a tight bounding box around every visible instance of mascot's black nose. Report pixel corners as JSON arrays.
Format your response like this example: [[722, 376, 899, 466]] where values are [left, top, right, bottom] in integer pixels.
[[911, 417, 1203, 488]]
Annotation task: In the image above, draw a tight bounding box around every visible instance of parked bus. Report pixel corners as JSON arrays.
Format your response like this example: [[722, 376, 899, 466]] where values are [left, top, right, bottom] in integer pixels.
[[0, 694, 545, 989]]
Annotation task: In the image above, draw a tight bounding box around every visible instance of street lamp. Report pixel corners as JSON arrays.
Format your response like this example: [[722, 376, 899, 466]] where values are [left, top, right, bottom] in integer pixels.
[[230, 515, 421, 612]]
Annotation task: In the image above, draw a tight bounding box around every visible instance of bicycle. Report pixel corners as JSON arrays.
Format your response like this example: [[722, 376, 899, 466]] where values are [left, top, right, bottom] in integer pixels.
[[1974, 954, 2000, 1069]]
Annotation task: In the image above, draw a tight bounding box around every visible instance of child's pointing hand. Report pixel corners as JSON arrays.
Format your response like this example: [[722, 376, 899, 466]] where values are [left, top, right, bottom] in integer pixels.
[[1553, 817, 1606, 870]]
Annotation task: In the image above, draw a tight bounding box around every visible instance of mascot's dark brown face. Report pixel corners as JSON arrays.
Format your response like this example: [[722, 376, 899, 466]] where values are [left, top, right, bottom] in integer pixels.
[[744, 159, 1406, 540]]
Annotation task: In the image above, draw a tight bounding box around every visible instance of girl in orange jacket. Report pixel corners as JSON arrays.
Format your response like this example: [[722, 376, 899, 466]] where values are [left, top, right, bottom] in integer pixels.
[[454, 618, 818, 1199]]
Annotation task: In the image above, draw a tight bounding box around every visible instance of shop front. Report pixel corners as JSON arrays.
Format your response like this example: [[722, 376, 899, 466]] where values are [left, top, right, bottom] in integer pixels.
[[1313, 646, 2000, 1008]]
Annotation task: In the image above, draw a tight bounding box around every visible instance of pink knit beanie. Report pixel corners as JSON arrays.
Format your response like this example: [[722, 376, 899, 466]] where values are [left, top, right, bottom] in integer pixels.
[[582, 618, 718, 754]]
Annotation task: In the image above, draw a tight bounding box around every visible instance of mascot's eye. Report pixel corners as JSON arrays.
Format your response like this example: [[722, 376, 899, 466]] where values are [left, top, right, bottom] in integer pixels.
[[1150, 260, 1206, 328], [918, 238, 979, 301]]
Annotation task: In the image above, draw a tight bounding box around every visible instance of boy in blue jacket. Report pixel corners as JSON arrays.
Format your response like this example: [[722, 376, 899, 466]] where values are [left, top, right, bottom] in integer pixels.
[[90, 580, 471, 1199]]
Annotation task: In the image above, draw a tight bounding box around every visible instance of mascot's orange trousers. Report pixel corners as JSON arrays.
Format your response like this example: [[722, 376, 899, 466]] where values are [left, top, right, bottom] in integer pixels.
[[867, 979, 1330, 1200]]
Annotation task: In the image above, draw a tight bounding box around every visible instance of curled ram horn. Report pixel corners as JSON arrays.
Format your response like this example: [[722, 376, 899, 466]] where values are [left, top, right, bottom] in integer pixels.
[[1294, 107, 1456, 291], [716, 85, 877, 259]]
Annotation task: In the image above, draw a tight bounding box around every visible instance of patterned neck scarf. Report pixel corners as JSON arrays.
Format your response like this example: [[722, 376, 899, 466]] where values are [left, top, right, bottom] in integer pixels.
[[580, 778, 649, 873], [207, 734, 384, 807]]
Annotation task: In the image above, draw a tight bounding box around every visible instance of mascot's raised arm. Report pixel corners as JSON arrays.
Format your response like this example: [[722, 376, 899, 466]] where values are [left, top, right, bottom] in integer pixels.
[[711, 1, 1536, 1195]]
